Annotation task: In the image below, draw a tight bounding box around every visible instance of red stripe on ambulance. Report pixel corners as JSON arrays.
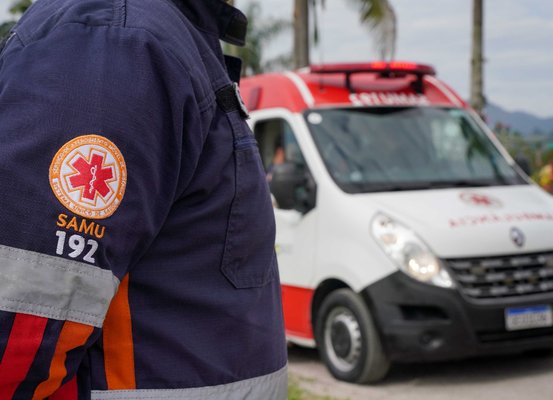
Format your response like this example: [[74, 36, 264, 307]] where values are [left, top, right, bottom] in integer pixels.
[[281, 285, 315, 339]]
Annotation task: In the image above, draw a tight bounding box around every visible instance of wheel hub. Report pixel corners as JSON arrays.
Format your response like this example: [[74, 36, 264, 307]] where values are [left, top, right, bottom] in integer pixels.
[[331, 321, 352, 358], [324, 307, 362, 373]]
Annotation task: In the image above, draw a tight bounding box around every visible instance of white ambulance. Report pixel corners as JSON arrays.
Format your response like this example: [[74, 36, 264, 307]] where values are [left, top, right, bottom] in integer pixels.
[[240, 62, 553, 383]]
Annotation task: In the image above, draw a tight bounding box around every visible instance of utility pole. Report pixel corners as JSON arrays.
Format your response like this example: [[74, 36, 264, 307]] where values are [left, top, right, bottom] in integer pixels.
[[470, 0, 485, 116], [293, 0, 310, 69]]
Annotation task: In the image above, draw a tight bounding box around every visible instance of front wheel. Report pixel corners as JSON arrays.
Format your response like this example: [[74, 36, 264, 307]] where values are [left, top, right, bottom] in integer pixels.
[[315, 289, 390, 383]]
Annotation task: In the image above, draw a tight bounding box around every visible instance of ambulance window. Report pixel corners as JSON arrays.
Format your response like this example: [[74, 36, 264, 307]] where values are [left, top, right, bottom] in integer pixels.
[[253, 119, 305, 172], [431, 119, 466, 161], [305, 107, 525, 193]]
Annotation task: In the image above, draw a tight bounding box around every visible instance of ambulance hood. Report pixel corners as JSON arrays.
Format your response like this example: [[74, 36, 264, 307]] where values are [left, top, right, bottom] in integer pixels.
[[363, 185, 553, 258]]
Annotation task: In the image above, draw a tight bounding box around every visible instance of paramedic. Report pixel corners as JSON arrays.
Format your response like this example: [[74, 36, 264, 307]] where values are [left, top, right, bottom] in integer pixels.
[[0, 0, 287, 398]]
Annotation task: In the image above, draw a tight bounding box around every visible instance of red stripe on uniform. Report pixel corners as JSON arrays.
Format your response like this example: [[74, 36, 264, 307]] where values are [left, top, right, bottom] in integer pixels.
[[50, 375, 78, 400], [0, 314, 48, 400]]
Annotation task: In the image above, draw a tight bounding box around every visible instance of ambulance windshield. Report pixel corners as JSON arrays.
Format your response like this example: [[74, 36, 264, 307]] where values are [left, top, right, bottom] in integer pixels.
[[305, 107, 526, 193]]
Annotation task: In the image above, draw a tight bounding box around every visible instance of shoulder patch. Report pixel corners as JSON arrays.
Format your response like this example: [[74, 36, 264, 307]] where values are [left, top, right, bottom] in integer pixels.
[[49, 135, 127, 219]]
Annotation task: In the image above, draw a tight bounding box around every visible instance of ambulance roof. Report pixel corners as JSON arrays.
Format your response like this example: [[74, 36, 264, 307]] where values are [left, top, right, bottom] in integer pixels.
[[240, 62, 467, 113]]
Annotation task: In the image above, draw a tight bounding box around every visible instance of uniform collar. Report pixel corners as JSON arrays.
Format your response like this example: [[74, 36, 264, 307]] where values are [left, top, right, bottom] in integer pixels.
[[170, 0, 248, 46]]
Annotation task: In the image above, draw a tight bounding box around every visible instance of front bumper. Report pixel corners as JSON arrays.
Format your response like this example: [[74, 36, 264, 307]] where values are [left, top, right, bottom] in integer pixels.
[[364, 272, 553, 362]]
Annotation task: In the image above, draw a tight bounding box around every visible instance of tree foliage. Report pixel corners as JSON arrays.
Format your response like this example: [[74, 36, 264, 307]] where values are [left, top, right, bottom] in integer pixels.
[[296, 0, 397, 68], [493, 123, 552, 180], [1, 0, 32, 40], [226, 2, 291, 76], [9, 0, 32, 15], [0, 22, 16, 39], [351, 0, 396, 60]]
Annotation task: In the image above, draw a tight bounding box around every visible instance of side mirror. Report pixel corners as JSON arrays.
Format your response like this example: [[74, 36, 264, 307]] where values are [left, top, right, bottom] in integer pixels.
[[270, 162, 316, 213]]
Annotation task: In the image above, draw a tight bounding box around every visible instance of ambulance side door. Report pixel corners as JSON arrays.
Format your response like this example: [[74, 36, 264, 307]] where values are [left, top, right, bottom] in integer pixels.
[[250, 109, 317, 287]]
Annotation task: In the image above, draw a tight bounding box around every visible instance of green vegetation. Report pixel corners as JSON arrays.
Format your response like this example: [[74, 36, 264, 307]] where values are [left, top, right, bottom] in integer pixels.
[[288, 376, 348, 400], [493, 123, 553, 181], [288, 382, 333, 400], [225, 1, 291, 76], [1, 0, 32, 40], [8, 0, 32, 15], [294, 0, 396, 68]]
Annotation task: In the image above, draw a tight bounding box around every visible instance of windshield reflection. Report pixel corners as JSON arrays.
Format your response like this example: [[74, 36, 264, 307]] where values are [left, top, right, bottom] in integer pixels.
[[305, 107, 526, 193]]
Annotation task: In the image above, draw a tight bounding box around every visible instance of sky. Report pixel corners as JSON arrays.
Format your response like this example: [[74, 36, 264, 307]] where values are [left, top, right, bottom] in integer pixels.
[[237, 0, 553, 119], [1, 1, 552, 118]]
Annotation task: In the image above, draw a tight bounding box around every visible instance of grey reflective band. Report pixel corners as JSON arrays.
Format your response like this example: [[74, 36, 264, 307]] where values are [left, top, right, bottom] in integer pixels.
[[91, 366, 288, 400], [0, 245, 119, 327]]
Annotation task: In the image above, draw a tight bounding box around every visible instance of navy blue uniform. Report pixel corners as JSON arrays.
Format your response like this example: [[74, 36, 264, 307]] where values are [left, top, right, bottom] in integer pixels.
[[0, 0, 287, 398]]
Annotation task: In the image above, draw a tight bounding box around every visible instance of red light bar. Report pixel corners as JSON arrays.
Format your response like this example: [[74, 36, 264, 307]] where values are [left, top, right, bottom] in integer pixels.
[[368, 61, 387, 70], [310, 61, 436, 76], [308, 61, 436, 94]]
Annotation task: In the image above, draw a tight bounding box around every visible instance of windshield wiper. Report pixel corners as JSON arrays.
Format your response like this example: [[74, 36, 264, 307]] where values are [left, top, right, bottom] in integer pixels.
[[426, 180, 494, 188], [345, 179, 501, 194], [348, 182, 438, 193]]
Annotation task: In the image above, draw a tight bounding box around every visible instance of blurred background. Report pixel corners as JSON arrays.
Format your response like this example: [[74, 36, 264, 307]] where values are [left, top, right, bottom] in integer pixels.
[[6, 1, 551, 187]]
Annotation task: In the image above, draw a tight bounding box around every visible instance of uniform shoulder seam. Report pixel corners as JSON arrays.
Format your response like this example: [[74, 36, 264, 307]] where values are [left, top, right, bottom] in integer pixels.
[[112, 0, 127, 27], [19, 18, 215, 113]]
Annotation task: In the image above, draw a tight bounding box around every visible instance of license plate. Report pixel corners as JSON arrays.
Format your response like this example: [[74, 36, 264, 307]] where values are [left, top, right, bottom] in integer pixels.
[[505, 305, 553, 331]]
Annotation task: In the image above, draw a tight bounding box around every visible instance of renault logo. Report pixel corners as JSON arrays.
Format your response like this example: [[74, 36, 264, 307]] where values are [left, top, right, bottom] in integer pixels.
[[510, 227, 525, 248]]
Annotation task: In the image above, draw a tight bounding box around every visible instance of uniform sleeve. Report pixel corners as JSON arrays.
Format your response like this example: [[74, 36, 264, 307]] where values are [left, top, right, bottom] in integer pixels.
[[0, 22, 201, 397]]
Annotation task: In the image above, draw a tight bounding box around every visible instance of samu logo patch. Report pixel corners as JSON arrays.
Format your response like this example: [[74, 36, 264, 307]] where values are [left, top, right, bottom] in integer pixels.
[[50, 135, 127, 219]]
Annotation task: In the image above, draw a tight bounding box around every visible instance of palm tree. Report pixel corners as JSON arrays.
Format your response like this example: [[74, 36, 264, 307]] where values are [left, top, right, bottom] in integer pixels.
[[352, 0, 396, 61], [225, 2, 291, 76], [293, 0, 310, 69], [470, 0, 485, 116], [9, 0, 32, 15], [293, 0, 396, 68]]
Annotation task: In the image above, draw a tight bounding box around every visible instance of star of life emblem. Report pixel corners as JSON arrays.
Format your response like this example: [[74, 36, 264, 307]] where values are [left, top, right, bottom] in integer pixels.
[[50, 135, 127, 219], [460, 192, 502, 208]]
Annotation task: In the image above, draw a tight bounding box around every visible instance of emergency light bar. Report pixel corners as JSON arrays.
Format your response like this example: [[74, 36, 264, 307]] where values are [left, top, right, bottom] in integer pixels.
[[309, 61, 436, 94]]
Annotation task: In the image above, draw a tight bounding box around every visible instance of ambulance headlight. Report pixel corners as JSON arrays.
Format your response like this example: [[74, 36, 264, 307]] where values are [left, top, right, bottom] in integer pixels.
[[371, 213, 455, 288]]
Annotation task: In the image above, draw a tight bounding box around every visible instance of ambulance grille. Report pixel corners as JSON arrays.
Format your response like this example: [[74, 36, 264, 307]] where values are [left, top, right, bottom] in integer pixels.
[[446, 252, 553, 300]]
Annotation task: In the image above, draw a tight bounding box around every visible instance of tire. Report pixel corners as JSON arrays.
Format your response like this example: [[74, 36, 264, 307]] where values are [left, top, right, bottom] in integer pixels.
[[315, 288, 390, 384]]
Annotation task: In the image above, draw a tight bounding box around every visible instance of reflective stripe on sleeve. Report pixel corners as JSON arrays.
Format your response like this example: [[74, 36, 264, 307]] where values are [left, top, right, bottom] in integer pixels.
[[0, 245, 120, 327], [91, 366, 288, 400]]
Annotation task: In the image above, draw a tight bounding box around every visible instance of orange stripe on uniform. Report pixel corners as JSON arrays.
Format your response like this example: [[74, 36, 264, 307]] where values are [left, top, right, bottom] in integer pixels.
[[32, 321, 94, 400], [103, 274, 136, 389]]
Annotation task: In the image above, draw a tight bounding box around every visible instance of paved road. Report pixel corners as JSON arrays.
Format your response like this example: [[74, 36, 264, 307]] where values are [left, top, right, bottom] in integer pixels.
[[288, 346, 553, 399]]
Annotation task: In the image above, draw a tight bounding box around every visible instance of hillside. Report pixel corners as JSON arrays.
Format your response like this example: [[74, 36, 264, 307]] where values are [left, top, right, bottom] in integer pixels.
[[485, 103, 553, 136]]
